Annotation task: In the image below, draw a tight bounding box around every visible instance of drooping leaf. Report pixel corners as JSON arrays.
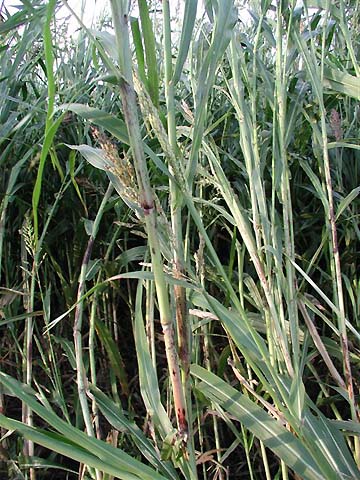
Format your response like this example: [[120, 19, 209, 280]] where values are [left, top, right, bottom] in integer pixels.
[[0, 373, 168, 480], [191, 365, 334, 480], [323, 67, 360, 100], [90, 385, 179, 480]]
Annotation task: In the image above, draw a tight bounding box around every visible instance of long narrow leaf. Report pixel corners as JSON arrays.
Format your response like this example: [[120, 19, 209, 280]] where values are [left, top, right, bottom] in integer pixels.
[[90, 385, 179, 480], [0, 373, 168, 480], [191, 365, 326, 480], [0, 415, 143, 480]]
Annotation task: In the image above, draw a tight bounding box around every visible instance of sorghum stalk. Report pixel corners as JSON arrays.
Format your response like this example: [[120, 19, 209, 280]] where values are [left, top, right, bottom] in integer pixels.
[[162, 0, 189, 397], [109, 0, 189, 442]]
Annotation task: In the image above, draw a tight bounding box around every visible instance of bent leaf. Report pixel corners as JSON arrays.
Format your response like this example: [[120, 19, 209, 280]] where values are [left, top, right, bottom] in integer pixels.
[[191, 365, 326, 480], [0, 373, 168, 480]]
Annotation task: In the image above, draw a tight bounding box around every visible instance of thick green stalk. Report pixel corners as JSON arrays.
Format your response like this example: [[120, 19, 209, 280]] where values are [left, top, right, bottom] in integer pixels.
[[109, 0, 189, 447], [275, 2, 299, 369], [162, 0, 190, 400]]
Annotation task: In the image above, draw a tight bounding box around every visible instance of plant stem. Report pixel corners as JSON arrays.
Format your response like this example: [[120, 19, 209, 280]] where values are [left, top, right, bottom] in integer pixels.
[[275, 2, 299, 369], [73, 183, 113, 480], [319, 2, 359, 464], [21, 230, 35, 480], [109, 0, 189, 446], [162, 0, 190, 408]]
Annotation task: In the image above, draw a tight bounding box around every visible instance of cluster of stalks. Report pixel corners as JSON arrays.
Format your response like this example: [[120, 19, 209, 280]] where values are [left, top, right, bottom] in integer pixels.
[[0, 1, 359, 479]]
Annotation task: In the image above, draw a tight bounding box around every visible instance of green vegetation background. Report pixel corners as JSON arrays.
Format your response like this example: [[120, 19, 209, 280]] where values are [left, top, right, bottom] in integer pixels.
[[0, 1, 359, 479]]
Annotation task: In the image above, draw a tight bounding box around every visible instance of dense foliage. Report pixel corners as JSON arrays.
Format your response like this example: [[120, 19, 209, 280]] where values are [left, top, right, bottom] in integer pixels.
[[0, 1, 359, 479]]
